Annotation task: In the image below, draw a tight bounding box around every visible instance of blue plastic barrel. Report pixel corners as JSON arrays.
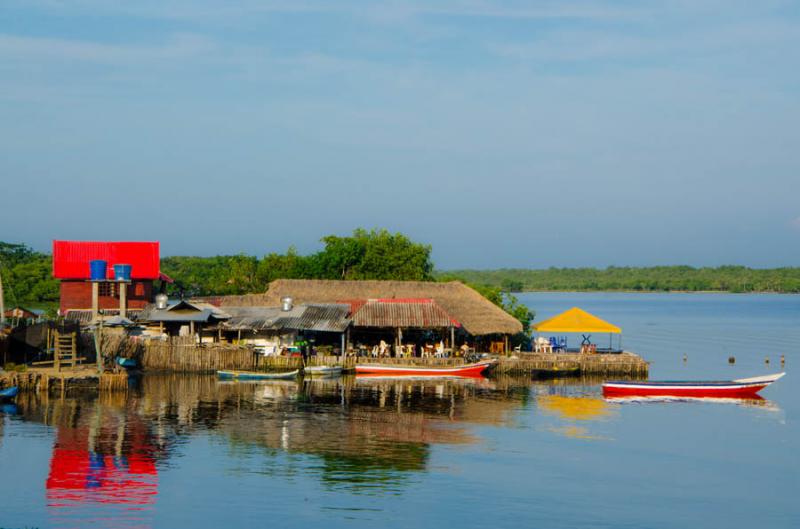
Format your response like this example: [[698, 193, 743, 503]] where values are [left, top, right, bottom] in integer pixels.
[[89, 260, 107, 280], [113, 264, 132, 281]]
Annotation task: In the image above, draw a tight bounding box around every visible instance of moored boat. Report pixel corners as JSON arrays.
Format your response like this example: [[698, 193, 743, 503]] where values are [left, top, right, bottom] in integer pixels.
[[602, 372, 785, 398], [217, 370, 299, 380], [116, 357, 137, 369], [0, 386, 19, 401], [355, 360, 496, 378], [303, 365, 343, 377]]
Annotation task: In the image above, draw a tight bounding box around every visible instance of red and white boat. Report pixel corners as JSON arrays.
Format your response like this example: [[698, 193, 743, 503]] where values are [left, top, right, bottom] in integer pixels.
[[355, 360, 496, 378], [602, 372, 785, 398]]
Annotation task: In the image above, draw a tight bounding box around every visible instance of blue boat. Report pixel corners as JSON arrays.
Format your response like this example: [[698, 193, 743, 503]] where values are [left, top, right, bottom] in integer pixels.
[[0, 386, 19, 401], [217, 370, 299, 380], [116, 357, 137, 369]]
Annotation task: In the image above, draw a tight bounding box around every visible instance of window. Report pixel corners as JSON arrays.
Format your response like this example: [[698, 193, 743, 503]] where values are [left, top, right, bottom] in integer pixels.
[[98, 282, 117, 298]]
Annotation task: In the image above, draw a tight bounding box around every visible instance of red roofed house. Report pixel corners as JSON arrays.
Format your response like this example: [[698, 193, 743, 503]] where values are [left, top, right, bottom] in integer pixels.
[[53, 241, 161, 319]]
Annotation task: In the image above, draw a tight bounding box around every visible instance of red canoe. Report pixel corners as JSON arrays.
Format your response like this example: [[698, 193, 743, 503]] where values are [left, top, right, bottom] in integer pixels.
[[602, 372, 785, 398], [355, 360, 496, 378]]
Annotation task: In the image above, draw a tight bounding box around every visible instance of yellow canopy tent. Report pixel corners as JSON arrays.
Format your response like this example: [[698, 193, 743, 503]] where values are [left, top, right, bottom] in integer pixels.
[[532, 307, 621, 334]]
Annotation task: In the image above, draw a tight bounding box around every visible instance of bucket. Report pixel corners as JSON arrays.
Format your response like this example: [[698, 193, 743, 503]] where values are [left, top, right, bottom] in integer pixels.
[[113, 264, 132, 281], [89, 260, 107, 281]]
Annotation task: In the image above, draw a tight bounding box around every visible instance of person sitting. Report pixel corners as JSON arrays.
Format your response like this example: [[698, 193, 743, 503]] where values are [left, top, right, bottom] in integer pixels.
[[460, 343, 470, 356]]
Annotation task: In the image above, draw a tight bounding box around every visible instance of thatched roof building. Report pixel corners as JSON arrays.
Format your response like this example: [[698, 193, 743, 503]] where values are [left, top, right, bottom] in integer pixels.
[[218, 280, 522, 336]]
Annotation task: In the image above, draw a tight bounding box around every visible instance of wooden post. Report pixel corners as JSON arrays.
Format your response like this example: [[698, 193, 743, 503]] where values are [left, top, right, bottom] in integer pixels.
[[91, 281, 100, 320], [54, 330, 61, 372], [504, 334, 509, 355], [340, 333, 345, 358], [71, 332, 77, 367], [450, 326, 455, 351], [119, 282, 127, 318]]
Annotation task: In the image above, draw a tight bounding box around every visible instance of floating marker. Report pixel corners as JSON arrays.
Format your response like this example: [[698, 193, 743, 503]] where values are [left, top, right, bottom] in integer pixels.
[[728, 356, 735, 364]]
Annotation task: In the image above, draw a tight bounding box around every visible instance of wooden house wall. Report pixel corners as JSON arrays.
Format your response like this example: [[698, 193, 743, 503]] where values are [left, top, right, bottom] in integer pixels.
[[59, 280, 154, 313]]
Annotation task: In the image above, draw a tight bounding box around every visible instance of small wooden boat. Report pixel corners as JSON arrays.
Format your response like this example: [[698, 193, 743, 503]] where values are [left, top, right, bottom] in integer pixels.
[[355, 360, 496, 378], [0, 386, 19, 401], [602, 372, 785, 398], [217, 370, 299, 380], [303, 365, 343, 377]]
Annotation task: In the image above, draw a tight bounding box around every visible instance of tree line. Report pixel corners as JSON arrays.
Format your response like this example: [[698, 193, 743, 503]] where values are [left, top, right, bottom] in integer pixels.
[[440, 266, 800, 293], [1, 230, 531, 330]]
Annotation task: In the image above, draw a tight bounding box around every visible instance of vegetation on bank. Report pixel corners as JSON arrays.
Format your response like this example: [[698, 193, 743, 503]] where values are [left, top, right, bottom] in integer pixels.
[[6, 233, 798, 335], [0, 242, 59, 314], [438, 266, 800, 293]]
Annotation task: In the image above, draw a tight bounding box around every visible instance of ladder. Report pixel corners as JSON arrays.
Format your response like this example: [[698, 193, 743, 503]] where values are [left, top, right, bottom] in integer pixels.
[[54, 330, 77, 371]]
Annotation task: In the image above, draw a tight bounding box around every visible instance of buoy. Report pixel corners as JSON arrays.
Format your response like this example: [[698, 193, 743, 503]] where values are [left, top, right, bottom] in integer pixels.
[[728, 356, 735, 364], [781, 355, 785, 365], [765, 357, 770, 364], [683, 354, 688, 363]]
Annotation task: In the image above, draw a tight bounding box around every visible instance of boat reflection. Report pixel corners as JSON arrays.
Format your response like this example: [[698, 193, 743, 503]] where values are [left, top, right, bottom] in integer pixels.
[[604, 395, 781, 411]]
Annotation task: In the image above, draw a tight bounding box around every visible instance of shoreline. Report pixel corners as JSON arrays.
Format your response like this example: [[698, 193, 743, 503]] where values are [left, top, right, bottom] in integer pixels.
[[512, 289, 800, 295]]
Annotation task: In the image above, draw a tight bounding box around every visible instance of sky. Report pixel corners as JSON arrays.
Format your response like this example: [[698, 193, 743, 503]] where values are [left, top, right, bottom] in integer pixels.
[[1, 0, 799, 269]]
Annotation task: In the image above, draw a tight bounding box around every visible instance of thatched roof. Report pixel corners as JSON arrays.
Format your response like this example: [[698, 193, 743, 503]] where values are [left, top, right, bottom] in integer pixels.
[[349, 299, 455, 329], [218, 280, 522, 336]]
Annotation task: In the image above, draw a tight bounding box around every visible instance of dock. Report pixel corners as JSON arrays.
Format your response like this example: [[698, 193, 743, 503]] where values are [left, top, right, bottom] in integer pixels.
[[0, 366, 129, 395], [138, 339, 648, 377]]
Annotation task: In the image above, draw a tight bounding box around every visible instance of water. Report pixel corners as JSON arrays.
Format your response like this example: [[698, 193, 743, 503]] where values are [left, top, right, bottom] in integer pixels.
[[1, 293, 798, 529]]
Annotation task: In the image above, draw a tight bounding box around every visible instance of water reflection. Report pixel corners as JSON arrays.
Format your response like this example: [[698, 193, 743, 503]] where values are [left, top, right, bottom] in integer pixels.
[[604, 395, 781, 411]]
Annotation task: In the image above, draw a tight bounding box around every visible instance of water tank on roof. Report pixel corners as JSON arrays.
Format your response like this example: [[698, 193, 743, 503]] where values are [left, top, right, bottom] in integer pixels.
[[89, 260, 107, 281], [113, 264, 132, 281], [155, 293, 168, 310], [281, 297, 293, 312]]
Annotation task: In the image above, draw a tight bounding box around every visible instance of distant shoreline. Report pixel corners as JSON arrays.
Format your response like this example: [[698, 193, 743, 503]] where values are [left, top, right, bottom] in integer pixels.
[[511, 289, 800, 295]]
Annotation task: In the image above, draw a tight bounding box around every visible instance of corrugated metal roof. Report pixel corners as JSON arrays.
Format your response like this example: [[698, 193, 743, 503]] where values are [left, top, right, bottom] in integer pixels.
[[53, 241, 161, 279], [221, 304, 350, 333], [138, 300, 231, 323], [64, 309, 144, 325], [351, 299, 458, 328]]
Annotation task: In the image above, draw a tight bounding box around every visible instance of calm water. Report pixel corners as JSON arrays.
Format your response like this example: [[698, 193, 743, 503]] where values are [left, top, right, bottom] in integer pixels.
[[1, 293, 798, 529]]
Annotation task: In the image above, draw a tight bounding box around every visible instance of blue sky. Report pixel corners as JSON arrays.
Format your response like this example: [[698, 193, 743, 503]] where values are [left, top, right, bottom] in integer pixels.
[[1, 1, 799, 269]]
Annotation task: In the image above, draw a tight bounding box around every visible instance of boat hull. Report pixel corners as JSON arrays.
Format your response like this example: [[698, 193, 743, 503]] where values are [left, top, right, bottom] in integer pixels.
[[355, 360, 495, 377], [602, 373, 784, 398], [217, 370, 299, 380], [304, 366, 343, 376], [0, 386, 19, 401], [603, 383, 768, 398]]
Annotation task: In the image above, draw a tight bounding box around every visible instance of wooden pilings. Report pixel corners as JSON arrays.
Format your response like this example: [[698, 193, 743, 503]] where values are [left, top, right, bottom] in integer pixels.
[[0, 368, 130, 395]]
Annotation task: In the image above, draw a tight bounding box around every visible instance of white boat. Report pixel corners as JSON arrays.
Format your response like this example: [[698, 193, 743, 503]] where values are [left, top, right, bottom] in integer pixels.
[[304, 365, 343, 377]]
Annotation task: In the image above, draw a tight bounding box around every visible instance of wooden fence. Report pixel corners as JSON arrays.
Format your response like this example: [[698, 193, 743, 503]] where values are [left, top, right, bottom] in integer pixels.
[[141, 337, 258, 373]]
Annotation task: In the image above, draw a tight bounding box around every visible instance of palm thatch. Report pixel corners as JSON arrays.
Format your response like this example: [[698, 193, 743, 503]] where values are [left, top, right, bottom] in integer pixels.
[[218, 280, 522, 336]]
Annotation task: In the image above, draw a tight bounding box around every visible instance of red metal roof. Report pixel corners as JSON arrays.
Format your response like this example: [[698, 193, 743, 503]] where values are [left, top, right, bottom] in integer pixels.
[[52, 241, 161, 279]]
